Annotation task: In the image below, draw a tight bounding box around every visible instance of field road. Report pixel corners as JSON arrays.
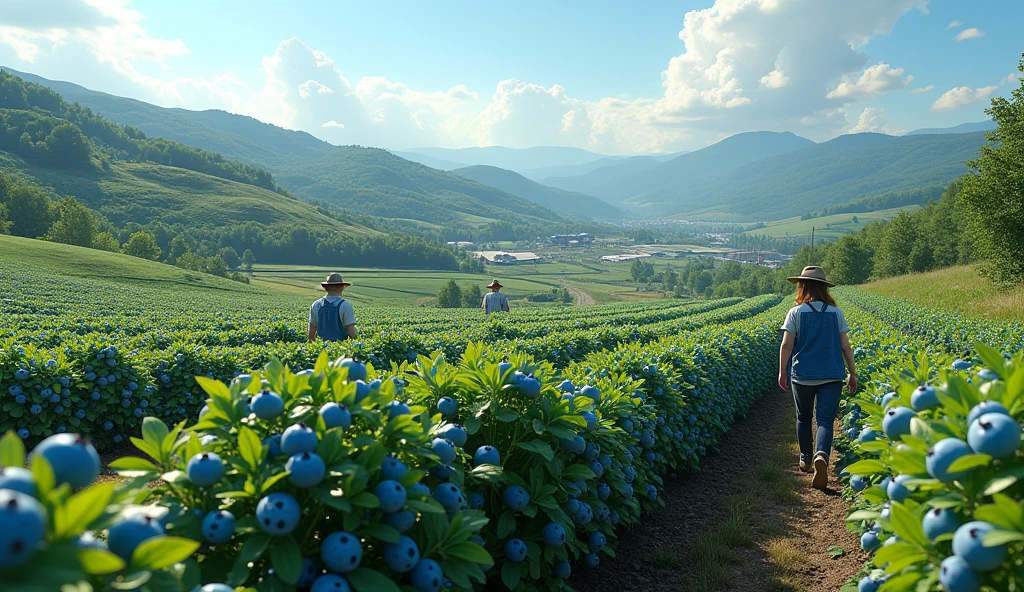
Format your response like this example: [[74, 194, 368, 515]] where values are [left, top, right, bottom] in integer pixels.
[[562, 284, 596, 306]]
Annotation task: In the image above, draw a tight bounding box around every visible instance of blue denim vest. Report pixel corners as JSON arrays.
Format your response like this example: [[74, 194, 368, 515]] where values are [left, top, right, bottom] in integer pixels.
[[791, 302, 845, 383]]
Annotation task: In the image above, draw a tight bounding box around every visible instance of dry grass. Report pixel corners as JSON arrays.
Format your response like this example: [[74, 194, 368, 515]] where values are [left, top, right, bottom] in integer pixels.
[[863, 264, 1024, 322]]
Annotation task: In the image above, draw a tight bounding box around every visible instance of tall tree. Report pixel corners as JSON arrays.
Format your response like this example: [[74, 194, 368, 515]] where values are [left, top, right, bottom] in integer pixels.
[[823, 234, 873, 285], [45, 197, 96, 247], [92, 231, 121, 252], [124, 231, 162, 260], [242, 249, 256, 271], [873, 212, 920, 278], [0, 173, 55, 237], [44, 124, 91, 167], [959, 55, 1024, 283], [218, 246, 241, 269], [461, 283, 483, 308], [436, 280, 463, 308], [0, 202, 10, 235]]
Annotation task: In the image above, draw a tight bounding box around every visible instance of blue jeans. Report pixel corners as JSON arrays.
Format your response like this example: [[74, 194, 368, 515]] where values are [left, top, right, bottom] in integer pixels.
[[792, 381, 843, 463]]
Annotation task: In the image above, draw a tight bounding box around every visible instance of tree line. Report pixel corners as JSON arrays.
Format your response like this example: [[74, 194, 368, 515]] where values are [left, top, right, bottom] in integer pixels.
[[0, 70, 284, 194]]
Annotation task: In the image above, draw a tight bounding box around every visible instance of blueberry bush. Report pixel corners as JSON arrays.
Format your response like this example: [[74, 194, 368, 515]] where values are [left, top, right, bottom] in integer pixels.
[[834, 292, 1024, 592]]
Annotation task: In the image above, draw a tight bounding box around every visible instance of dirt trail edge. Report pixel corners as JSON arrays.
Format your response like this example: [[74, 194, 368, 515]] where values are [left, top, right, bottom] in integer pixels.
[[562, 284, 596, 306], [571, 390, 867, 592]]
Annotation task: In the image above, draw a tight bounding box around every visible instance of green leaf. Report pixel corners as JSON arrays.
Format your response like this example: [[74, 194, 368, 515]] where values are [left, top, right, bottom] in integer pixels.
[[982, 529, 1024, 546], [269, 536, 302, 585], [872, 541, 926, 572], [946, 454, 991, 473], [60, 483, 114, 538], [195, 375, 233, 400], [515, 440, 554, 462], [345, 567, 402, 592], [130, 536, 200, 571], [497, 510, 517, 539], [844, 459, 887, 476], [361, 524, 401, 544], [351, 492, 380, 509], [184, 432, 203, 464], [79, 548, 126, 575], [846, 510, 881, 522], [109, 457, 158, 474], [501, 560, 521, 590], [31, 453, 56, 495], [0, 430, 26, 467], [239, 532, 271, 563], [141, 418, 169, 454], [238, 426, 263, 471], [889, 503, 928, 547], [130, 437, 162, 463], [827, 546, 845, 559], [561, 464, 597, 481], [974, 343, 1007, 380], [445, 541, 493, 565]]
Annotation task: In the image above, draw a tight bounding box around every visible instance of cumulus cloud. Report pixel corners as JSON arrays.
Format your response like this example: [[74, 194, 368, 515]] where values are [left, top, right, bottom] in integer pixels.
[[955, 28, 985, 41], [945, 20, 961, 30], [931, 85, 998, 111], [0, 0, 935, 153], [848, 107, 901, 135], [826, 63, 912, 100], [910, 85, 934, 94]]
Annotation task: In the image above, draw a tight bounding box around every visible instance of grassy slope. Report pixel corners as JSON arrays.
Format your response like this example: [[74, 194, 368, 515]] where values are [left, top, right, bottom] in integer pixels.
[[742, 206, 919, 240], [0, 151, 374, 234], [0, 235, 267, 296], [863, 265, 1024, 322], [4, 69, 565, 229]]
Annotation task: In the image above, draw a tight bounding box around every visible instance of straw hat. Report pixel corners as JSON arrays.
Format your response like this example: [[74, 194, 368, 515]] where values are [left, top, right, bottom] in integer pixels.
[[486, 279, 503, 289], [320, 273, 352, 289], [786, 266, 835, 287]]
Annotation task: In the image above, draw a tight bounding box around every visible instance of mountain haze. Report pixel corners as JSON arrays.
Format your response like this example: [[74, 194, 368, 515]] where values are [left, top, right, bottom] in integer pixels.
[[2, 68, 566, 231], [660, 132, 986, 220], [590, 131, 816, 205], [401, 145, 609, 173], [906, 121, 996, 136], [450, 165, 624, 220]]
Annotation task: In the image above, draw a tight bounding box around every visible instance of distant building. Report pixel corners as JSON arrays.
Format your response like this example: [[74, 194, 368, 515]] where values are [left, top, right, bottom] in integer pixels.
[[446, 241, 476, 249], [723, 250, 792, 268], [474, 251, 542, 264], [549, 233, 593, 247], [600, 253, 651, 263]]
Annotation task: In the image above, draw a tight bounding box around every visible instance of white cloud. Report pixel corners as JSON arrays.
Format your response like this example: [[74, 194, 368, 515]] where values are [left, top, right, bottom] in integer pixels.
[[910, 85, 934, 94], [848, 107, 901, 134], [945, 20, 961, 30], [826, 62, 912, 100], [931, 85, 998, 111], [759, 69, 790, 89], [955, 28, 985, 41], [0, 0, 934, 153]]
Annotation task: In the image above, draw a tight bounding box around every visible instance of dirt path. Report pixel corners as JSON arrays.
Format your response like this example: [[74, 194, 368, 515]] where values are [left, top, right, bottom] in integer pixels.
[[562, 284, 596, 306], [571, 391, 867, 592]]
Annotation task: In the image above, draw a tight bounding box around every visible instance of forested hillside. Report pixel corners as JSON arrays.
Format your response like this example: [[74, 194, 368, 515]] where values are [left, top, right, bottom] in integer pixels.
[[450, 165, 623, 220], [3, 68, 569, 236]]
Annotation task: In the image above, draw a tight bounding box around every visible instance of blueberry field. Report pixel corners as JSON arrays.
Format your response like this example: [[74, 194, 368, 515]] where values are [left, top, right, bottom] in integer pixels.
[[1, 252, 1023, 592]]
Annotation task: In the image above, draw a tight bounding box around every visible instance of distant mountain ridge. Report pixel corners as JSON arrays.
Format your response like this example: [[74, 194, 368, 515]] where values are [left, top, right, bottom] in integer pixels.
[[450, 165, 623, 220], [590, 131, 817, 206], [906, 121, 996, 136], [401, 145, 609, 173], [2, 67, 566, 231]]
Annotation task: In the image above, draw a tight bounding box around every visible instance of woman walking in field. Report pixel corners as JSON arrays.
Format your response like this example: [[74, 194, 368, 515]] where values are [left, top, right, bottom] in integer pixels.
[[778, 266, 857, 489]]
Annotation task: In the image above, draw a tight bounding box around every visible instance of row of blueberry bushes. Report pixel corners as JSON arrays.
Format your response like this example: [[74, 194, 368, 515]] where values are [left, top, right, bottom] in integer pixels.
[[834, 295, 1023, 592], [0, 303, 783, 591], [0, 295, 782, 447]]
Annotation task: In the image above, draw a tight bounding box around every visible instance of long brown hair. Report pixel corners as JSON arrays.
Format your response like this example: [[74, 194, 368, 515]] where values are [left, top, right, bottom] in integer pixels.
[[795, 280, 837, 306]]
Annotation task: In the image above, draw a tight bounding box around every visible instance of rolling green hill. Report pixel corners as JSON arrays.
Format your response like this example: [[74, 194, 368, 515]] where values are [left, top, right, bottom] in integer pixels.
[[401, 145, 607, 172], [590, 131, 816, 205], [3, 68, 566, 230], [660, 132, 985, 220], [0, 150, 369, 234], [450, 165, 623, 220]]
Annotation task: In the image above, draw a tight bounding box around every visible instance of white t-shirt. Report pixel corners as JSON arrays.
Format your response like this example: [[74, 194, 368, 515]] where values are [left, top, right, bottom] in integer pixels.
[[781, 302, 849, 335], [483, 291, 509, 315], [310, 295, 356, 328]]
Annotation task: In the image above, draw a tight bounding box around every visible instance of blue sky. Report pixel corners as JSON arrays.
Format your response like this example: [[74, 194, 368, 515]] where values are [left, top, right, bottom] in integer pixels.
[[1, 0, 1021, 153]]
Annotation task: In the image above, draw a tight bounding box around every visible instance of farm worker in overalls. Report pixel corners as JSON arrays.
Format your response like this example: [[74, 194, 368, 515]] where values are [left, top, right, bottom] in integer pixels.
[[777, 266, 857, 489], [482, 279, 510, 316], [308, 273, 357, 342]]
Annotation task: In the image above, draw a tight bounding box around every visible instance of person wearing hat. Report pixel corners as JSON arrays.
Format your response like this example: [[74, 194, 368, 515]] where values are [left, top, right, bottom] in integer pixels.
[[778, 265, 857, 489], [308, 273, 356, 342], [482, 279, 510, 316]]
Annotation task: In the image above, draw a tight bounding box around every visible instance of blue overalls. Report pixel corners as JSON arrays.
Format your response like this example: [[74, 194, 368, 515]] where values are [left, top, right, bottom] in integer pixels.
[[790, 302, 846, 464]]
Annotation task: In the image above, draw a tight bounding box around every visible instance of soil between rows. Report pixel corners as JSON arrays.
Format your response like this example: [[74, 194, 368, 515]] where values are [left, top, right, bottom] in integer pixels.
[[571, 390, 868, 592]]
